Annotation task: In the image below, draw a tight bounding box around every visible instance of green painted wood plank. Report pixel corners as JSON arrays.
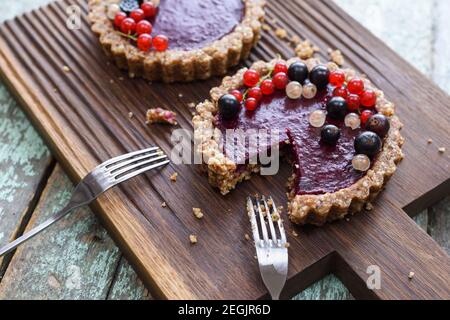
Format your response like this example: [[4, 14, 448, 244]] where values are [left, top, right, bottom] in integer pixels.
[[0, 165, 122, 299], [428, 197, 450, 255], [432, 0, 450, 93], [107, 257, 151, 300], [0, 84, 52, 269], [293, 275, 353, 300]]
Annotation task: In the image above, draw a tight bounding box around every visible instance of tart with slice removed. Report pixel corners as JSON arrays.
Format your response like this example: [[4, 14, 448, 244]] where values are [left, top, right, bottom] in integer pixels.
[[88, 0, 265, 83], [193, 58, 404, 226]]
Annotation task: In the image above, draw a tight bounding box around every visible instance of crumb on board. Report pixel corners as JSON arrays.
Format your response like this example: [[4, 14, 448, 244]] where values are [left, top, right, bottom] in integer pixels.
[[62, 65, 71, 73], [271, 213, 280, 222], [161, 202, 167, 208], [119, 76, 124, 81], [295, 40, 319, 60], [193, 208, 204, 219], [328, 49, 345, 66], [408, 271, 415, 280], [128, 112, 134, 119], [262, 23, 271, 31], [189, 234, 198, 244], [170, 172, 178, 182], [365, 203, 374, 211], [290, 35, 301, 45], [438, 147, 446, 154], [146, 108, 178, 125], [245, 234, 251, 241], [178, 93, 183, 98], [292, 230, 299, 237], [110, 79, 114, 84], [284, 243, 290, 249], [346, 218, 351, 222], [275, 28, 288, 39], [188, 102, 196, 108], [427, 139, 433, 144]]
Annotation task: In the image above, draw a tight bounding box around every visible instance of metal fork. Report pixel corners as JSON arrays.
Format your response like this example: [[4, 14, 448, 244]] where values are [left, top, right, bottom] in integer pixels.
[[247, 196, 288, 300], [0, 147, 170, 257]]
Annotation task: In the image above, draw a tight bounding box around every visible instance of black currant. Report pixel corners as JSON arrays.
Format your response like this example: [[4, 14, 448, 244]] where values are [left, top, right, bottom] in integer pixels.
[[326, 97, 348, 120], [287, 62, 309, 84], [309, 65, 330, 90], [321, 125, 341, 145], [366, 114, 390, 138], [218, 94, 240, 120], [120, 0, 140, 14], [355, 131, 382, 157]]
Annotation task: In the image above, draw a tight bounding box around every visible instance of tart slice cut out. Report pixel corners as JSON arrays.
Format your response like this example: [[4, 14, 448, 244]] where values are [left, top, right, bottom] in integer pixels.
[[193, 58, 404, 225]]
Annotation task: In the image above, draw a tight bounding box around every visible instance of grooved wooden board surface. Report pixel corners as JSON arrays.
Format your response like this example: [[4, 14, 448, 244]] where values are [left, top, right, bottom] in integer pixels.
[[0, 0, 449, 299]]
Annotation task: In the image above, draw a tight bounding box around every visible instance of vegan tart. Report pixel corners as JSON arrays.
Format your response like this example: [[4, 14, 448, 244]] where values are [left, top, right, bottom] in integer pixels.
[[193, 58, 404, 225], [88, 0, 265, 82]]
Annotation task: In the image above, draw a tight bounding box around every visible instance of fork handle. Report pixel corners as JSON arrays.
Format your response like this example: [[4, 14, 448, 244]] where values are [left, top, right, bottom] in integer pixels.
[[0, 202, 84, 257]]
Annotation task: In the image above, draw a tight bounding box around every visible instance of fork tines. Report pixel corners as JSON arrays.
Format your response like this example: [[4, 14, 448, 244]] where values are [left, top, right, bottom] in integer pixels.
[[247, 196, 287, 248], [101, 147, 170, 182]]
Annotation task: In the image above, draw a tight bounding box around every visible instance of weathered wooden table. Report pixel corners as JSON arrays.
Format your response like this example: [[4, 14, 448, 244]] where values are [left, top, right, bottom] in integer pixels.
[[0, 0, 448, 300]]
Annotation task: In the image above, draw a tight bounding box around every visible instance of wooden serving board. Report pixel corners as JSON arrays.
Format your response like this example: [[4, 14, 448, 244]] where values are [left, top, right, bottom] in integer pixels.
[[0, 0, 449, 300]]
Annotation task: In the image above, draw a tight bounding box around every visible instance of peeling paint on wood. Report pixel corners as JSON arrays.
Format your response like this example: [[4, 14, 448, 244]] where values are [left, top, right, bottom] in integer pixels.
[[0, 84, 52, 268], [0, 166, 122, 299]]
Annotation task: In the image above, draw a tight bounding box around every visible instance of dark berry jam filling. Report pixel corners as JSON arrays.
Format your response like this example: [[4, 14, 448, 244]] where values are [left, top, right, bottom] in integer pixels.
[[216, 87, 365, 195], [150, 0, 245, 50]]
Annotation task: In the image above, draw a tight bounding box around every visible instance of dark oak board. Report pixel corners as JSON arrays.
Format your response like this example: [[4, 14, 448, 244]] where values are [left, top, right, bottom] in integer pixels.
[[0, 0, 449, 299]]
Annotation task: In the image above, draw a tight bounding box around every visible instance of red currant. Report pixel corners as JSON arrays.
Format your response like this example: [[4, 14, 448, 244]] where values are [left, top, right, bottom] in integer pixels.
[[347, 78, 365, 95], [247, 87, 263, 101], [360, 110, 374, 126], [120, 17, 137, 34], [141, 2, 157, 18], [130, 9, 145, 22], [272, 72, 289, 90], [136, 20, 153, 35], [137, 34, 153, 52], [114, 12, 127, 29], [333, 86, 348, 99], [329, 70, 346, 87], [347, 94, 361, 112], [153, 35, 169, 51], [273, 62, 288, 75], [245, 98, 258, 111], [260, 79, 275, 96], [360, 90, 377, 108], [230, 90, 243, 102], [243, 70, 260, 87]]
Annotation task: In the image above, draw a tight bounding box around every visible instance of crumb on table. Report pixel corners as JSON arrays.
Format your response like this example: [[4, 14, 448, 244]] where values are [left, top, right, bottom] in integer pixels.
[[146, 108, 178, 125], [62, 65, 71, 73], [170, 172, 178, 182], [438, 147, 446, 154], [275, 28, 288, 39], [295, 40, 319, 60], [193, 208, 204, 219], [328, 49, 345, 66], [161, 202, 167, 208], [244, 234, 251, 241], [292, 230, 299, 237], [408, 271, 415, 280], [189, 234, 198, 245]]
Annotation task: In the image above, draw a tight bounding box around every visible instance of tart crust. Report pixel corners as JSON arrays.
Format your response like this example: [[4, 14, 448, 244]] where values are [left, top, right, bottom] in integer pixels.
[[88, 0, 266, 83], [193, 58, 404, 226]]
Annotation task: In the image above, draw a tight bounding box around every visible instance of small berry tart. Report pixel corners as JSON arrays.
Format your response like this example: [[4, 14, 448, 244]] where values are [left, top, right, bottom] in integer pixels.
[[88, 0, 265, 82], [193, 58, 404, 226]]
